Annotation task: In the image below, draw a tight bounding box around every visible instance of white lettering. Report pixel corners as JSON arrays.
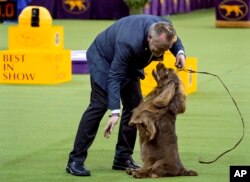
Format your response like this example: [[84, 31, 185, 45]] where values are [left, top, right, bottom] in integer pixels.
[[234, 170, 241, 177], [241, 170, 247, 177], [234, 170, 247, 177]]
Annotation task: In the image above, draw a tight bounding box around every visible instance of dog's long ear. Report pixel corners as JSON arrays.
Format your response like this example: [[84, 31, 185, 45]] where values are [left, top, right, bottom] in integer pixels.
[[152, 81, 176, 108], [141, 118, 157, 141], [168, 82, 186, 114], [130, 119, 156, 141], [177, 83, 186, 113], [129, 118, 141, 126], [132, 110, 157, 141], [129, 113, 142, 126]]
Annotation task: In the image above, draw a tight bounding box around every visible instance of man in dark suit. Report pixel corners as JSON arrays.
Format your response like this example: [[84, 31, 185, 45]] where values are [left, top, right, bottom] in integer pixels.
[[66, 14, 186, 176]]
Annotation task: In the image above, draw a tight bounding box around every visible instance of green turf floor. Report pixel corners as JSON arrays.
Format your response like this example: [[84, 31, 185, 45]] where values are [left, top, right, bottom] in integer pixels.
[[0, 9, 250, 182]]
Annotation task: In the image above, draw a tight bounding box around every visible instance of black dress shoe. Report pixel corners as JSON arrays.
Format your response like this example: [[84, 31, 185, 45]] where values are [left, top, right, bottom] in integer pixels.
[[112, 158, 140, 170], [66, 161, 91, 176]]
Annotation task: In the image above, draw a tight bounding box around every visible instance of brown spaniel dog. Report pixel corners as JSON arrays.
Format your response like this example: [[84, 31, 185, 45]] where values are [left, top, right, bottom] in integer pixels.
[[127, 62, 198, 178]]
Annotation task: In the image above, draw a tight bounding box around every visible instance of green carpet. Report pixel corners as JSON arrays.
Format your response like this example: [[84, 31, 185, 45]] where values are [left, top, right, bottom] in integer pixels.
[[0, 9, 250, 182]]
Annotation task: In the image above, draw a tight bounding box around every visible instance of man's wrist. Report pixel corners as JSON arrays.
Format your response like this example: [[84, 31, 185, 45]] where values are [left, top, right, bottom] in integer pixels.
[[109, 109, 120, 117], [177, 50, 186, 58], [109, 113, 120, 117]]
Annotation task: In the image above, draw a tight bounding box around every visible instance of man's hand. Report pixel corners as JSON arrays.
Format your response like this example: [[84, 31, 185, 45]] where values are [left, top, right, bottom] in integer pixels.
[[175, 53, 186, 69], [104, 115, 119, 138]]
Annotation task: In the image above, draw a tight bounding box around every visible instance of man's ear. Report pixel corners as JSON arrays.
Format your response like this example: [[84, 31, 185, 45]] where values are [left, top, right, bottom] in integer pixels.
[[147, 34, 152, 41], [172, 35, 177, 43]]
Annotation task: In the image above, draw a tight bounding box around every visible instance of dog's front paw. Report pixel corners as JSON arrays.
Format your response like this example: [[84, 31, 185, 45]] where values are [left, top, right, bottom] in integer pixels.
[[126, 168, 133, 175], [150, 173, 159, 178], [132, 172, 143, 178], [127, 169, 143, 178]]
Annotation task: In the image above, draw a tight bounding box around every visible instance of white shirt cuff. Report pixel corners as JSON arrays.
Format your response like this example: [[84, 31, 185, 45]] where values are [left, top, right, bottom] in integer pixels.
[[111, 109, 120, 114], [177, 50, 185, 56]]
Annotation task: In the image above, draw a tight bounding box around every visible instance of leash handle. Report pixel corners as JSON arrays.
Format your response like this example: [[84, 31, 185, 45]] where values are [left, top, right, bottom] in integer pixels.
[[179, 68, 245, 164]]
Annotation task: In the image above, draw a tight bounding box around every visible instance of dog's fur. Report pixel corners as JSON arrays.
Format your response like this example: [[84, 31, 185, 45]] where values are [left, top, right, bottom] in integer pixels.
[[127, 62, 198, 178]]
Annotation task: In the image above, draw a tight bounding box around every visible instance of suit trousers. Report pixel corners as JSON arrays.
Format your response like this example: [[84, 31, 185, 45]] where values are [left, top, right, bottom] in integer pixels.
[[68, 77, 143, 164]]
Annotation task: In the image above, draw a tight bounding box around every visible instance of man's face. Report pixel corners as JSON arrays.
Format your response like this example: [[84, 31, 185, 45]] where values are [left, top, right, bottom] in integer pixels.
[[148, 33, 177, 57]]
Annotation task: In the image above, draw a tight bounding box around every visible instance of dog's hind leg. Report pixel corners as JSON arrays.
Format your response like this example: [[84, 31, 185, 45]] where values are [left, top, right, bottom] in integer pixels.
[[184, 169, 198, 176], [129, 166, 154, 178], [181, 168, 198, 176]]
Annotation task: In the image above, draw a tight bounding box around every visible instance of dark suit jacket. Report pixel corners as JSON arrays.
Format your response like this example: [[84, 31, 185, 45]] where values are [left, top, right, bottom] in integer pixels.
[[86, 15, 185, 110]]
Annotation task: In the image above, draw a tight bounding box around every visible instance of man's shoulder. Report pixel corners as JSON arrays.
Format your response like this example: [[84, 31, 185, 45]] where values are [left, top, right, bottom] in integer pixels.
[[118, 14, 167, 23]]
